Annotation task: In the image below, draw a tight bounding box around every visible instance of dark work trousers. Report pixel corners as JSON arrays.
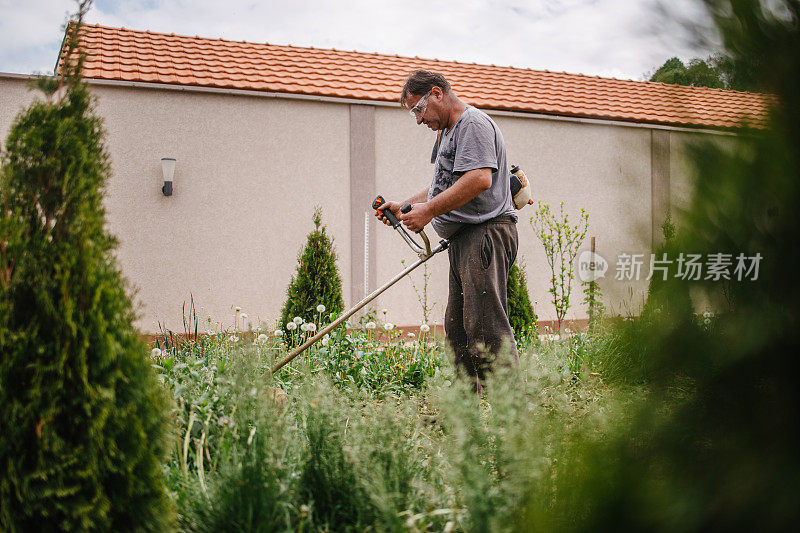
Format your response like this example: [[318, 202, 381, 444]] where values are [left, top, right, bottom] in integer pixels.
[[445, 214, 520, 393]]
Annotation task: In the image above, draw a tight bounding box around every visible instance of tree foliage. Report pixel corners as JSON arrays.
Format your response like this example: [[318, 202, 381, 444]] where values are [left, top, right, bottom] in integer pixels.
[[280, 207, 345, 329], [0, 4, 173, 530], [530, 202, 589, 333], [507, 262, 537, 340], [526, 0, 800, 528], [649, 54, 760, 92]]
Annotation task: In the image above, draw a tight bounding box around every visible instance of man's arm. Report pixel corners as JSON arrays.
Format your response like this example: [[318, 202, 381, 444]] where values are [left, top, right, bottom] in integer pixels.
[[403, 188, 429, 205], [375, 187, 428, 226], [399, 168, 492, 232]]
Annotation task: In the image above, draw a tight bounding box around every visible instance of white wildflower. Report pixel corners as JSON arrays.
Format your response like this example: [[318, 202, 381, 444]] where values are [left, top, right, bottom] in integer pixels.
[[286, 322, 297, 331], [407, 332, 415, 338], [316, 304, 326, 313], [365, 321, 377, 330], [151, 348, 161, 358], [257, 333, 268, 343], [241, 313, 248, 319], [235, 306, 241, 312], [274, 329, 284, 337], [381, 309, 388, 315], [703, 311, 713, 319], [300, 323, 308, 332], [306, 323, 317, 332], [383, 322, 395, 331], [420, 324, 430, 333], [704, 318, 712, 325], [293, 316, 303, 325]]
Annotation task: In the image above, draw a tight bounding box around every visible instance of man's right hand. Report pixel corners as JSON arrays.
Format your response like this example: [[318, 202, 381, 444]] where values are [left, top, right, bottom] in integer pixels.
[[375, 200, 402, 226]]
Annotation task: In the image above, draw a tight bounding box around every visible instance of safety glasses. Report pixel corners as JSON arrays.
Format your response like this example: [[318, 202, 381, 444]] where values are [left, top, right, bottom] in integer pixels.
[[408, 89, 433, 119]]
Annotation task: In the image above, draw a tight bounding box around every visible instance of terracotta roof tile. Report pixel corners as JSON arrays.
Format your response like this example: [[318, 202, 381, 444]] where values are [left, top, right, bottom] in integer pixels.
[[59, 24, 774, 130]]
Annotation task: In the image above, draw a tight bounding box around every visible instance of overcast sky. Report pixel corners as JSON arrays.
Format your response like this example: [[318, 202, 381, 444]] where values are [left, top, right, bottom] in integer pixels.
[[0, 0, 717, 81]]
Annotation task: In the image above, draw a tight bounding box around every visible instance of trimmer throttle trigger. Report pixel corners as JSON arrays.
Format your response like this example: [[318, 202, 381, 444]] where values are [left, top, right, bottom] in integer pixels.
[[372, 195, 401, 228]]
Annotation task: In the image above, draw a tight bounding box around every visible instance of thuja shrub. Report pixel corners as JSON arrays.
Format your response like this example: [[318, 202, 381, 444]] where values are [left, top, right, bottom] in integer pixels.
[[0, 24, 173, 530], [280, 207, 344, 329], [507, 262, 537, 341]]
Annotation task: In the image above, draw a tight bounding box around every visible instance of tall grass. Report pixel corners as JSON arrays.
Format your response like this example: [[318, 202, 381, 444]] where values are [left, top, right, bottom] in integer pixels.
[[150, 324, 629, 531]]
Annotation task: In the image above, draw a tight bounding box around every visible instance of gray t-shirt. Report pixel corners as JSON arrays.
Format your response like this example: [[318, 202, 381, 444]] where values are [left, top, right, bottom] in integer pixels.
[[427, 105, 516, 238]]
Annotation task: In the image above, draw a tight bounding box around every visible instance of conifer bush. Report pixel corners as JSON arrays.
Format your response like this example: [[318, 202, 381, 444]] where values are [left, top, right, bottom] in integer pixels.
[[280, 207, 344, 329], [0, 10, 173, 530], [507, 262, 537, 341]]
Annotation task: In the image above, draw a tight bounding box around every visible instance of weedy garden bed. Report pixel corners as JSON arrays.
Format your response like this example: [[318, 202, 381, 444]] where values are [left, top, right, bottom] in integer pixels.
[[150, 310, 639, 532]]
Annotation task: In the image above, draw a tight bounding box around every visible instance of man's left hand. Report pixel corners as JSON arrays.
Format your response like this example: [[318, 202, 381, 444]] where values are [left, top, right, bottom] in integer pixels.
[[398, 202, 434, 232]]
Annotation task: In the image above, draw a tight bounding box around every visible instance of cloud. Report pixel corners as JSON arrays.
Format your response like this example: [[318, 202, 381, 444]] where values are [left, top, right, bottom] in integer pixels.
[[1, 0, 718, 80], [0, 0, 75, 74]]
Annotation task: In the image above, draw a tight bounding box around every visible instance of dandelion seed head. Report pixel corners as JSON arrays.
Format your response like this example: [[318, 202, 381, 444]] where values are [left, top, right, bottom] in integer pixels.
[[383, 322, 395, 331], [316, 304, 326, 313], [151, 348, 161, 358], [235, 306, 241, 312], [241, 313, 248, 319], [286, 322, 297, 331], [273, 329, 284, 337], [293, 316, 303, 325], [307, 323, 317, 332], [420, 324, 430, 333], [365, 321, 376, 330], [257, 333, 268, 343]]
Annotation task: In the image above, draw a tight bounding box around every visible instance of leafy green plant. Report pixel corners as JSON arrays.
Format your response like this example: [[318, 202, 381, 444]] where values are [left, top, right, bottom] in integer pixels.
[[507, 261, 538, 341], [402, 259, 436, 324], [530, 201, 589, 333], [280, 206, 344, 336], [0, 5, 173, 529], [582, 279, 605, 332]]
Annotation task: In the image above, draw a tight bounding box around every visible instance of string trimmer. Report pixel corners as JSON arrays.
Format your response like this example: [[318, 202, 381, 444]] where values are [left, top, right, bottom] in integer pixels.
[[269, 165, 533, 374], [270, 196, 449, 373]]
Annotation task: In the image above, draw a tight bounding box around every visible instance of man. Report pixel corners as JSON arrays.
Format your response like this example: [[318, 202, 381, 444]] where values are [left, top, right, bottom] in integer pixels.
[[377, 70, 519, 392]]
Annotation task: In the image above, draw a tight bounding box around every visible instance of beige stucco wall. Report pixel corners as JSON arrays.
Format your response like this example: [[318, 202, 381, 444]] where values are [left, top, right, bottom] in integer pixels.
[[2, 73, 720, 332], [374, 110, 654, 326], [1, 75, 352, 333]]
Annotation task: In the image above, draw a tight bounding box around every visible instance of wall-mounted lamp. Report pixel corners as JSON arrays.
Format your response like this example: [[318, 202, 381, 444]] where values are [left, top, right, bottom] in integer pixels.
[[161, 157, 176, 196]]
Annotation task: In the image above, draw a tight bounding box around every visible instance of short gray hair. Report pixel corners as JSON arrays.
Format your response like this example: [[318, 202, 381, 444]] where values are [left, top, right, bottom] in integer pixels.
[[400, 70, 451, 107]]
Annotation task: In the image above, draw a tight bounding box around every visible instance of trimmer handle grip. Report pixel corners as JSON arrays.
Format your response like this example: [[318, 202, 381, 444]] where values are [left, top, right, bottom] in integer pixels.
[[400, 203, 424, 234], [372, 195, 400, 228]]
